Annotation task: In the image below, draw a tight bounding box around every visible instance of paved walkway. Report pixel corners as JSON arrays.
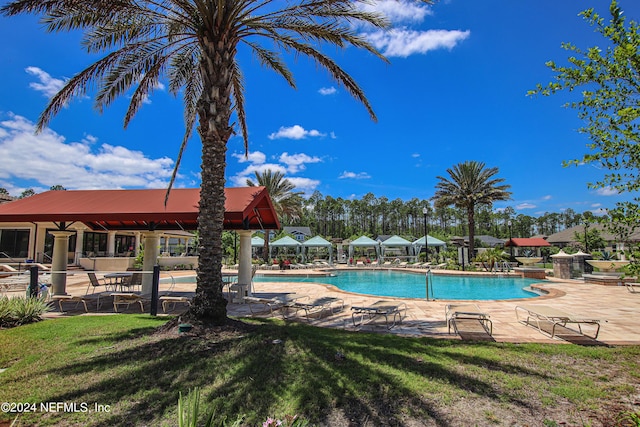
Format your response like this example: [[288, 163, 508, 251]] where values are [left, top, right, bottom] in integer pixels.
[[33, 267, 640, 346]]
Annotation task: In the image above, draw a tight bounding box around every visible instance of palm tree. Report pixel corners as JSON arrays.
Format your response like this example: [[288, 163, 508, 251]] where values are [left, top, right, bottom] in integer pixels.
[[2, 0, 388, 324], [246, 170, 303, 262], [433, 161, 512, 262]]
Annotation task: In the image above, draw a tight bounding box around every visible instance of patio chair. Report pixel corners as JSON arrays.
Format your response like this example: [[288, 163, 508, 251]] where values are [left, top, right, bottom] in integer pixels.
[[515, 305, 602, 340], [351, 300, 407, 329], [121, 272, 143, 292], [445, 303, 492, 336], [51, 272, 108, 312]]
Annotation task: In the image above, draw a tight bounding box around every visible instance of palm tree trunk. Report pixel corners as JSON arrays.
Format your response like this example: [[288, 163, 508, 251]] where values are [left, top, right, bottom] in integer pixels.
[[189, 36, 236, 324], [467, 206, 476, 263]]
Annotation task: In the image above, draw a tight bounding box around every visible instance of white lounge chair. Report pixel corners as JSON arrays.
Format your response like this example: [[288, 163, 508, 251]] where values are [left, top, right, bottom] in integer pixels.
[[515, 305, 601, 339], [625, 282, 640, 293], [351, 300, 407, 329], [445, 303, 492, 336]]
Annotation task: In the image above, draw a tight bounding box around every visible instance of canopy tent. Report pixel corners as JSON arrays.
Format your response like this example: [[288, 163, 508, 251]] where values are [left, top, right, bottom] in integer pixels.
[[269, 235, 302, 259], [413, 235, 447, 261], [380, 235, 413, 260], [302, 235, 333, 264], [348, 236, 381, 262], [251, 236, 265, 247], [412, 235, 447, 253]]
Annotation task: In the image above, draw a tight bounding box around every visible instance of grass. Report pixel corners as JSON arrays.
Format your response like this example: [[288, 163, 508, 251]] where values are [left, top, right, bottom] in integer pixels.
[[1, 315, 640, 426]]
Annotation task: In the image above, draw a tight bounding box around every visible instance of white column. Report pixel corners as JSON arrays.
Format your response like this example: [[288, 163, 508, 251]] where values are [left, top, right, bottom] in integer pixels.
[[74, 229, 85, 265], [49, 230, 74, 295], [134, 232, 141, 256], [237, 230, 253, 295], [140, 232, 160, 295], [107, 231, 116, 257]]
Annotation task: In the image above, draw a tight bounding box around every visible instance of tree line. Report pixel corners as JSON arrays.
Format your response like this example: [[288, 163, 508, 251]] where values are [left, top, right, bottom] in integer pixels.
[[291, 191, 589, 242]]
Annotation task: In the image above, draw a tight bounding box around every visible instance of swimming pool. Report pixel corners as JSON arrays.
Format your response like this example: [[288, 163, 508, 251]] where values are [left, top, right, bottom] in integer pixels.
[[253, 270, 542, 300]]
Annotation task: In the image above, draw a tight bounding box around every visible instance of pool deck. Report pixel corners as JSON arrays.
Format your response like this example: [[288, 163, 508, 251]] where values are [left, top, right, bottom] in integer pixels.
[[31, 266, 640, 345]]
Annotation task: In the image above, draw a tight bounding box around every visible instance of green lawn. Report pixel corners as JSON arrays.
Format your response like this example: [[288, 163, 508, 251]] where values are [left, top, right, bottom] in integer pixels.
[[1, 315, 639, 426]]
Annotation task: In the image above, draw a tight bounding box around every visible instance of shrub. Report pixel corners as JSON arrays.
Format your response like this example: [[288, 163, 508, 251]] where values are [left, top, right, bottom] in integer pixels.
[[0, 296, 51, 328]]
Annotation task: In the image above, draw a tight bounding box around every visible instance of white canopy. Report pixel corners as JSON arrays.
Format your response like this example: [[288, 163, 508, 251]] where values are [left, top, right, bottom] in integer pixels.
[[348, 236, 381, 261], [412, 235, 447, 259], [251, 236, 265, 247], [380, 235, 414, 259], [269, 235, 302, 258], [302, 236, 333, 264]]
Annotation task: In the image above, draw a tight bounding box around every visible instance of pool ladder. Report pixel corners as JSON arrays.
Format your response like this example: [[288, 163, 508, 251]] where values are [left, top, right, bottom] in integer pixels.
[[426, 268, 434, 300]]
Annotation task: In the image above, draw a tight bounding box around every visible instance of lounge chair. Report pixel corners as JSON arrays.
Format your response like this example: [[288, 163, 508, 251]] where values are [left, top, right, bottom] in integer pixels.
[[625, 282, 640, 293], [397, 262, 409, 268], [284, 296, 345, 322], [159, 295, 192, 312], [515, 305, 601, 339], [51, 272, 108, 312], [351, 300, 407, 329], [111, 292, 146, 312], [244, 293, 308, 317], [445, 303, 492, 336]]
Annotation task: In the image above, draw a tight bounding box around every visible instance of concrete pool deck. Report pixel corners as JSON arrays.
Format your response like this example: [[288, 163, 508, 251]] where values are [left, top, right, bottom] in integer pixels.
[[34, 266, 640, 346]]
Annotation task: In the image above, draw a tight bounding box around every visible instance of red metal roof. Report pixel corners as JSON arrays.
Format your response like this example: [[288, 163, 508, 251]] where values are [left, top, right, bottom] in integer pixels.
[[505, 237, 551, 247], [0, 187, 280, 231]]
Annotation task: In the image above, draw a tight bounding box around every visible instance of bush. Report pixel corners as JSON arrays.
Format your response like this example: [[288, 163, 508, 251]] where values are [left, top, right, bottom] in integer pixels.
[[0, 296, 51, 328]]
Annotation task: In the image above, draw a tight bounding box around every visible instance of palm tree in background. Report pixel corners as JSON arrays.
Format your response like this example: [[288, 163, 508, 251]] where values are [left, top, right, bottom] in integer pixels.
[[247, 170, 303, 262], [2, 0, 388, 324], [433, 161, 512, 262]]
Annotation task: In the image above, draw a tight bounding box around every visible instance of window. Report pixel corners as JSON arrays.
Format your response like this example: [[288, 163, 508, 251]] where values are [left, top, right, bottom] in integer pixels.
[[0, 229, 30, 258]]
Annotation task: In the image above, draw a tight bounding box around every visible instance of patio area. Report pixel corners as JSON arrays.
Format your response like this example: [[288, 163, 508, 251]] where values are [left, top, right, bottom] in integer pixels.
[[31, 267, 640, 346]]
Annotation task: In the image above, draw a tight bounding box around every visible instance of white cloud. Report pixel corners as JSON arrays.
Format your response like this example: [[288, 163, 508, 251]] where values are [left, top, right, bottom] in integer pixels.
[[232, 151, 267, 164], [591, 203, 602, 208], [596, 186, 620, 196], [516, 203, 536, 210], [279, 152, 321, 173], [318, 86, 337, 95], [0, 114, 175, 190], [542, 195, 552, 200], [366, 28, 471, 58], [25, 66, 66, 98], [411, 153, 420, 158], [361, 0, 432, 24], [268, 125, 326, 140], [286, 177, 321, 192], [230, 163, 288, 186], [339, 171, 371, 180], [229, 149, 322, 193]]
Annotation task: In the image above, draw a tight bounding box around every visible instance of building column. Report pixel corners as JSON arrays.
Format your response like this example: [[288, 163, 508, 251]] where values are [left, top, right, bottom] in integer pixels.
[[74, 229, 85, 265], [49, 230, 75, 296], [107, 231, 116, 257], [141, 232, 160, 295], [237, 230, 253, 295], [134, 232, 141, 256]]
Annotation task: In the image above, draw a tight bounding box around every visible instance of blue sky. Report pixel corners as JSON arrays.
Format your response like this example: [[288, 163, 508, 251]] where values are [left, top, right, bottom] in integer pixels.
[[1, 0, 638, 217]]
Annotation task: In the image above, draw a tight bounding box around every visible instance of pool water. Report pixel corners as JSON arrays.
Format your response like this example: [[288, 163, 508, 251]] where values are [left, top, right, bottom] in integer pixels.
[[254, 270, 541, 300]]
